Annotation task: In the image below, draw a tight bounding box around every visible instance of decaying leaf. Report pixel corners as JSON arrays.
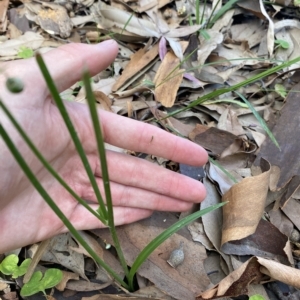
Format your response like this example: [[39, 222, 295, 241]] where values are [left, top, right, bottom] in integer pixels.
[[197, 256, 300, 299], [154, 51, 184, 107], [112, 43, 159, 92], [23, 1, 72, 38]]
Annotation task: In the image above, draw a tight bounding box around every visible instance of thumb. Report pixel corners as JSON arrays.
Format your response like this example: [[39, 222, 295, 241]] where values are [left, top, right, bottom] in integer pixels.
[[0, 40, 118, 105], [41, 40, 119, 93]]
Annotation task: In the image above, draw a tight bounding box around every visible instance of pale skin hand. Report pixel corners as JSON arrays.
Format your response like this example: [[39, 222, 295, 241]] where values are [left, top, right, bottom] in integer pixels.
[[0, 40, 208, 253]]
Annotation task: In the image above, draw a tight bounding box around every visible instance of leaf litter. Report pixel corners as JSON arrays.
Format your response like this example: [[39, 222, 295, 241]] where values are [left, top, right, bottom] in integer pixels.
[[3, 0, 300, 299]]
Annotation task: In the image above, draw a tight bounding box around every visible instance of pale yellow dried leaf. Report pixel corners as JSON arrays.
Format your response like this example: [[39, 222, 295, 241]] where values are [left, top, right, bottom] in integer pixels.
[[221, 159, 271, 244], [113, 43, 159, 91], [154, 51, 184, 107]]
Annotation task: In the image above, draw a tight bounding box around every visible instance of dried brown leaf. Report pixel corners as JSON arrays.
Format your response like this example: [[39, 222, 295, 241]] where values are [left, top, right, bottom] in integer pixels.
[[113, 43, 159, 92], [154, 51, 184, 107], [221, 158, 270, 244]]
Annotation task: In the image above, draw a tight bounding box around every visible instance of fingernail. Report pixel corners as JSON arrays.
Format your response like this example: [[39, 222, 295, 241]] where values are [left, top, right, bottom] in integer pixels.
[[97, 39, 117, 47]]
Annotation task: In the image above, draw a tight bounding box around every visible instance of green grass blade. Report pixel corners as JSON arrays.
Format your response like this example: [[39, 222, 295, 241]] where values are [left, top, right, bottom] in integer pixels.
[[0, 101, 105, 223], [196, 0, 200, 25], [128, 202, 226, 288], [235, 91, 280, 149], [163, 56, 300, 118], [35, 53, 108, 221], [209, 0, 239, 28], [82, 71, 130, 278], [200, 0, 207, 25], [209, 157, 238, 184], [0, 122, 128, 289]]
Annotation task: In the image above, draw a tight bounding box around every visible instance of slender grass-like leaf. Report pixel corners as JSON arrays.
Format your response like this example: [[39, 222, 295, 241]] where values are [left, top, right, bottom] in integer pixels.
[[195, 0, 200, 25], [163, 56, 300, 118], [0, 122, 128, 289], [35, 54, 108, 221], [206, 0, 221, 28], [209, 157, 238, 184], [235, 91, 280, 149], [208, 0, 239, 28], [200, 0, 207, 25], [82, 71, 129, 277], [0, 101, 104, 223], [128, 202, 226, 289]]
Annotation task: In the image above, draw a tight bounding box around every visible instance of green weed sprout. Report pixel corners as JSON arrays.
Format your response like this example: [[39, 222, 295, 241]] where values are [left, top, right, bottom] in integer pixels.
[[0, 254, 62, 297], [249, 295, 266, 300], [17, 46, 34, 59], [20, 269, 63, 297], [0, 254, 31, 278]]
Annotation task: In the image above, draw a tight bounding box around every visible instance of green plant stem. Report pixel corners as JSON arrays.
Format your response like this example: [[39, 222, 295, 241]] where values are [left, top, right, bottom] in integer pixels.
[[82, 71, 130, 278], [164, 55, 300, 118], [234, 91, 280, 149], [127, 202, 226, 290], [200, 0, 207, 25], [0, 123, 128, 289], [0, 101, 103, 223], [209, 157, 238, 184], [196, 0, 200, 25], [208, 0, 239, 28], [35, 53, 108, 222]]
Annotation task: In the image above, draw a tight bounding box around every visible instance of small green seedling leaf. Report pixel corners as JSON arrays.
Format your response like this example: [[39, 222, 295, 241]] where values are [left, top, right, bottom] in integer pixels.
[[20, 268, 63, 297], [6, 77, 24, 93], [0, 254, 31, 278], [17, 46, 34, 59], [249, 295, 266, 300], [275, 39, 289, 49], [275, 83, 287, 98]]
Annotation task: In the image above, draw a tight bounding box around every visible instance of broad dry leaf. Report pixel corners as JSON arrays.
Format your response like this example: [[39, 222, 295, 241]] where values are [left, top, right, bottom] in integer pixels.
[[0, 31, 44, 56], [71, 231, 124, 282], [94, 91, 112, 112], [197, 256, 300, 299], [197, 30, 223, 66], [24, 2, 72, 38], [199, 179, 234, 274], [112, 43, 159, 92], [55, 270, 79, 291], [269, 209, 294, 237], [41, 233, 87, 280], [66, 279, 112, 292], [221, 158, 270, 244], [189, 124, 256, 158], [0, 0, 8, 32], [154, 51, 184, 107], [255, 82, 300, 188]]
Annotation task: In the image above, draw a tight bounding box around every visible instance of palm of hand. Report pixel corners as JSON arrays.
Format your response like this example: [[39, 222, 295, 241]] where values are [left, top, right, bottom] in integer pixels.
[[0, 41, 207, 253]]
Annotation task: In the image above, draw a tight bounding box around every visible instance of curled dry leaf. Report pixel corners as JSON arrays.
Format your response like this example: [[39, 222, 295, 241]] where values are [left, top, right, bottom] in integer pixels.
[[197, 256, 300, 299], [221, 158, 270, 244]]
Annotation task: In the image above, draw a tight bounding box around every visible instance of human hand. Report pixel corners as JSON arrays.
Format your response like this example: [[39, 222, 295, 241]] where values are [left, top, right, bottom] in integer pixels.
[[0, 40, 207, 253]]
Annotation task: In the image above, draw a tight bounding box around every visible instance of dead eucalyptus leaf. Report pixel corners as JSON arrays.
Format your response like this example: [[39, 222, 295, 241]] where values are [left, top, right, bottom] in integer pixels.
[[154, 51, 184, 107]]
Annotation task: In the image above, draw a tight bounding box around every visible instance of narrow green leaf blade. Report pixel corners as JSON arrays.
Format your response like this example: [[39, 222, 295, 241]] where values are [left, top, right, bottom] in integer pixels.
[[128, 202, 226, 286], [235, 91, 280, 149]]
